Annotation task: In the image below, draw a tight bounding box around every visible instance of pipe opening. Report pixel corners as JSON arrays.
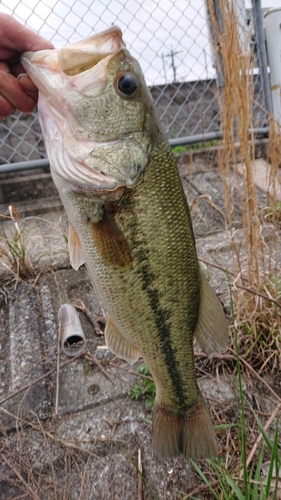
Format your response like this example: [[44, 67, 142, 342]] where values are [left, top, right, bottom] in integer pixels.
[[58, 303, 86, 357]]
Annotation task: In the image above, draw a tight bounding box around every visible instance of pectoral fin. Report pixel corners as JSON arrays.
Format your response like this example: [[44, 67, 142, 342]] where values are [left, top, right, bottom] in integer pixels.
[[194, 267, 228, 357], [105, 317, 140, 364], [90, 212, 132, 269], [68, 224, 86, 270]]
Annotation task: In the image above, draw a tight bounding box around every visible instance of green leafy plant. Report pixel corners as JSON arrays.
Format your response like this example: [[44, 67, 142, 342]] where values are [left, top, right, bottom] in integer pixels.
[[172, 140, 219, 155], [130, 364, 156, 410], [263, 201, 281, 225], [0, 205, 28, 278], [172, 145, 189, 154]]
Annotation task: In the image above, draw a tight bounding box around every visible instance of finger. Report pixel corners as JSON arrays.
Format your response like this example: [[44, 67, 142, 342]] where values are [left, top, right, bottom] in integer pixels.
[[17, 73, 37, 92], [0, 94, 14, 120], [0, 14, 54, 59], [0, 63, 14, 119], [0, 70, 37, 114], [6, 63, 38, 97], [0, 61, 11, 73], [17, 73, 38, 101]]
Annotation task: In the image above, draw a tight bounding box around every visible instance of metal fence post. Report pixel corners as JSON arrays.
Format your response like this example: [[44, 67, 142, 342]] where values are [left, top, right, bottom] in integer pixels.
[[208, 0, 225, 88], [251, 0, 273, 117]]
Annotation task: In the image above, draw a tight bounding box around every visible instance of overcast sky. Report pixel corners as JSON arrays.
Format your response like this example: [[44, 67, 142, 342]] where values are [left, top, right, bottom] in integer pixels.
[[1, 0, 281, 84]]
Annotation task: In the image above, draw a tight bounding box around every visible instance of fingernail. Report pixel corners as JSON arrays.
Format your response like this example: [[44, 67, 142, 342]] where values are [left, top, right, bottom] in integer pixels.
[[17, 73, 27, 82]]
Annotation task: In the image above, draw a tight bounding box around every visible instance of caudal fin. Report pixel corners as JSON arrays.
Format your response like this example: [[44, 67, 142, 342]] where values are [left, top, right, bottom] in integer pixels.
[[152, 395, 217, 459]]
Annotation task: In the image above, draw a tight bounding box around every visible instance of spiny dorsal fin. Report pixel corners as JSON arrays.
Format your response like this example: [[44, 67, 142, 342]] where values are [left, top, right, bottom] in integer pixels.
[[105, 317, 140, 364], [90, 212, 132, 269], [194, 267, 228, 357], [68, 223, 86, 271]]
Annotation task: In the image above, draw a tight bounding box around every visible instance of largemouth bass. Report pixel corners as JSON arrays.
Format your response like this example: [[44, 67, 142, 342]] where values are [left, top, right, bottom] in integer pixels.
[[21, 27, 228, 459]]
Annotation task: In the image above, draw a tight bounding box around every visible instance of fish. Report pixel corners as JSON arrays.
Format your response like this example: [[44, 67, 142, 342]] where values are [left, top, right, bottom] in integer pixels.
[[21, 26, 228, 460]]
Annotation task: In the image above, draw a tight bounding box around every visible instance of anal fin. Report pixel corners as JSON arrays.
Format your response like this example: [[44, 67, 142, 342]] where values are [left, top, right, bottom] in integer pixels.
[[68, 223, 86, 271], [194, 267, 228, 357], [105, 317, 140, 364]]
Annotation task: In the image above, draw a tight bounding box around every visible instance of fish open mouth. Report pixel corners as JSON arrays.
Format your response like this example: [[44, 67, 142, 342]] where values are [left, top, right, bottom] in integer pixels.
[[21, 26, 126, 96], [58, 26, 126, 76]]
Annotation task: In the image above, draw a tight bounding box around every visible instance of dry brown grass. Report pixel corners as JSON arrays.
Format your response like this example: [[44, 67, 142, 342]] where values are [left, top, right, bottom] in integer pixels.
[[208, 0, 281, 374], [0, 406, 98, 499]]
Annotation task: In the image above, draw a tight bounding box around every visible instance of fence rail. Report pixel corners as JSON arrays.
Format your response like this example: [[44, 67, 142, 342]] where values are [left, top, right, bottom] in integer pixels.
[[0, 0, 271, 170]]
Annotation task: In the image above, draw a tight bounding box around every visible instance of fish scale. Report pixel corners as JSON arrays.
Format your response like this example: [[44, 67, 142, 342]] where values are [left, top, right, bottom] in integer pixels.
[[21, 26, 228, 459]]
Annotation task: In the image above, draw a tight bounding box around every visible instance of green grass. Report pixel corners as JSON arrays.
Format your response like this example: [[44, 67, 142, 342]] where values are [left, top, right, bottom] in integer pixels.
[[190, 404, 280, 500], [189, 285, 281, 499], [0, 206, 28, 278], [130, 363, 156, 410], [172, 140, 219, 154]]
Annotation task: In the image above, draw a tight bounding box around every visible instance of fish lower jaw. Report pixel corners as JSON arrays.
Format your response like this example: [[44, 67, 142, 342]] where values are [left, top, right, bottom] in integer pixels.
[[62, 178, 123, 196], [50, 166, 126, 198]]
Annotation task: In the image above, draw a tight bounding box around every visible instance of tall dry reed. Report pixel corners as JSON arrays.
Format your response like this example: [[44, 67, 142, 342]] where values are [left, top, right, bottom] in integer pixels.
[[207, 0, 280, 370]]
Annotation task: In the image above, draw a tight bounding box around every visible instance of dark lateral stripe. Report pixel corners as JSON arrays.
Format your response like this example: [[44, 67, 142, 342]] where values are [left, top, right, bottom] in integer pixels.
[[134, 246, 191, 412]]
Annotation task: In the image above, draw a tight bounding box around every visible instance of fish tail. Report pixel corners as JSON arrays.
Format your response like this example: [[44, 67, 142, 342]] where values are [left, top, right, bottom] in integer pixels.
[[152, 395, 217, 459]]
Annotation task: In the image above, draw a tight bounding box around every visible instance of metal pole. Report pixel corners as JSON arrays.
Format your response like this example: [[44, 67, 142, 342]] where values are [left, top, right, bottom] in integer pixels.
[[251, 0, 273, 116], [206, 0, 226, 88], [169, 131, 223, 146], [168, 127, 269, 146], [0, 158, 49, 173]]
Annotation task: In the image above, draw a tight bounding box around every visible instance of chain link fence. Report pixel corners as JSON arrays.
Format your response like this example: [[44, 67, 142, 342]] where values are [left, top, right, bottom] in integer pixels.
[[0, 0, 271, 169]]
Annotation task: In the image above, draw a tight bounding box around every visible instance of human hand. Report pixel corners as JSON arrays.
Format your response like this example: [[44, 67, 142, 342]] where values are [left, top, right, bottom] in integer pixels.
[[0, 13, 54, 120]]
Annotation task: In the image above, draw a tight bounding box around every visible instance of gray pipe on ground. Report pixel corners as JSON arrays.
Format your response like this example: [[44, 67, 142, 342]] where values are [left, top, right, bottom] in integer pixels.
[[58, 303, 86, 357]]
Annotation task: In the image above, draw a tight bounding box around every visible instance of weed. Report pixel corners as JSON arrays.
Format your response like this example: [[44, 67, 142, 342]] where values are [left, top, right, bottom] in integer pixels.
[[207, 0, 281, 371], [130, 364, 156, 410], [172, 139, 219, 154], [172, 145, 189, 154], [190, 378, 281, 499], [262, 201, 281, 225], [189, 286, 281, 499], [0, 205, 29, 278]]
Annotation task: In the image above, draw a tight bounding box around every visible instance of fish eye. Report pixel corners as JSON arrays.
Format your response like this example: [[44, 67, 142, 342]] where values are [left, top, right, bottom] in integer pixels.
[[117, 74, 138, 96]]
